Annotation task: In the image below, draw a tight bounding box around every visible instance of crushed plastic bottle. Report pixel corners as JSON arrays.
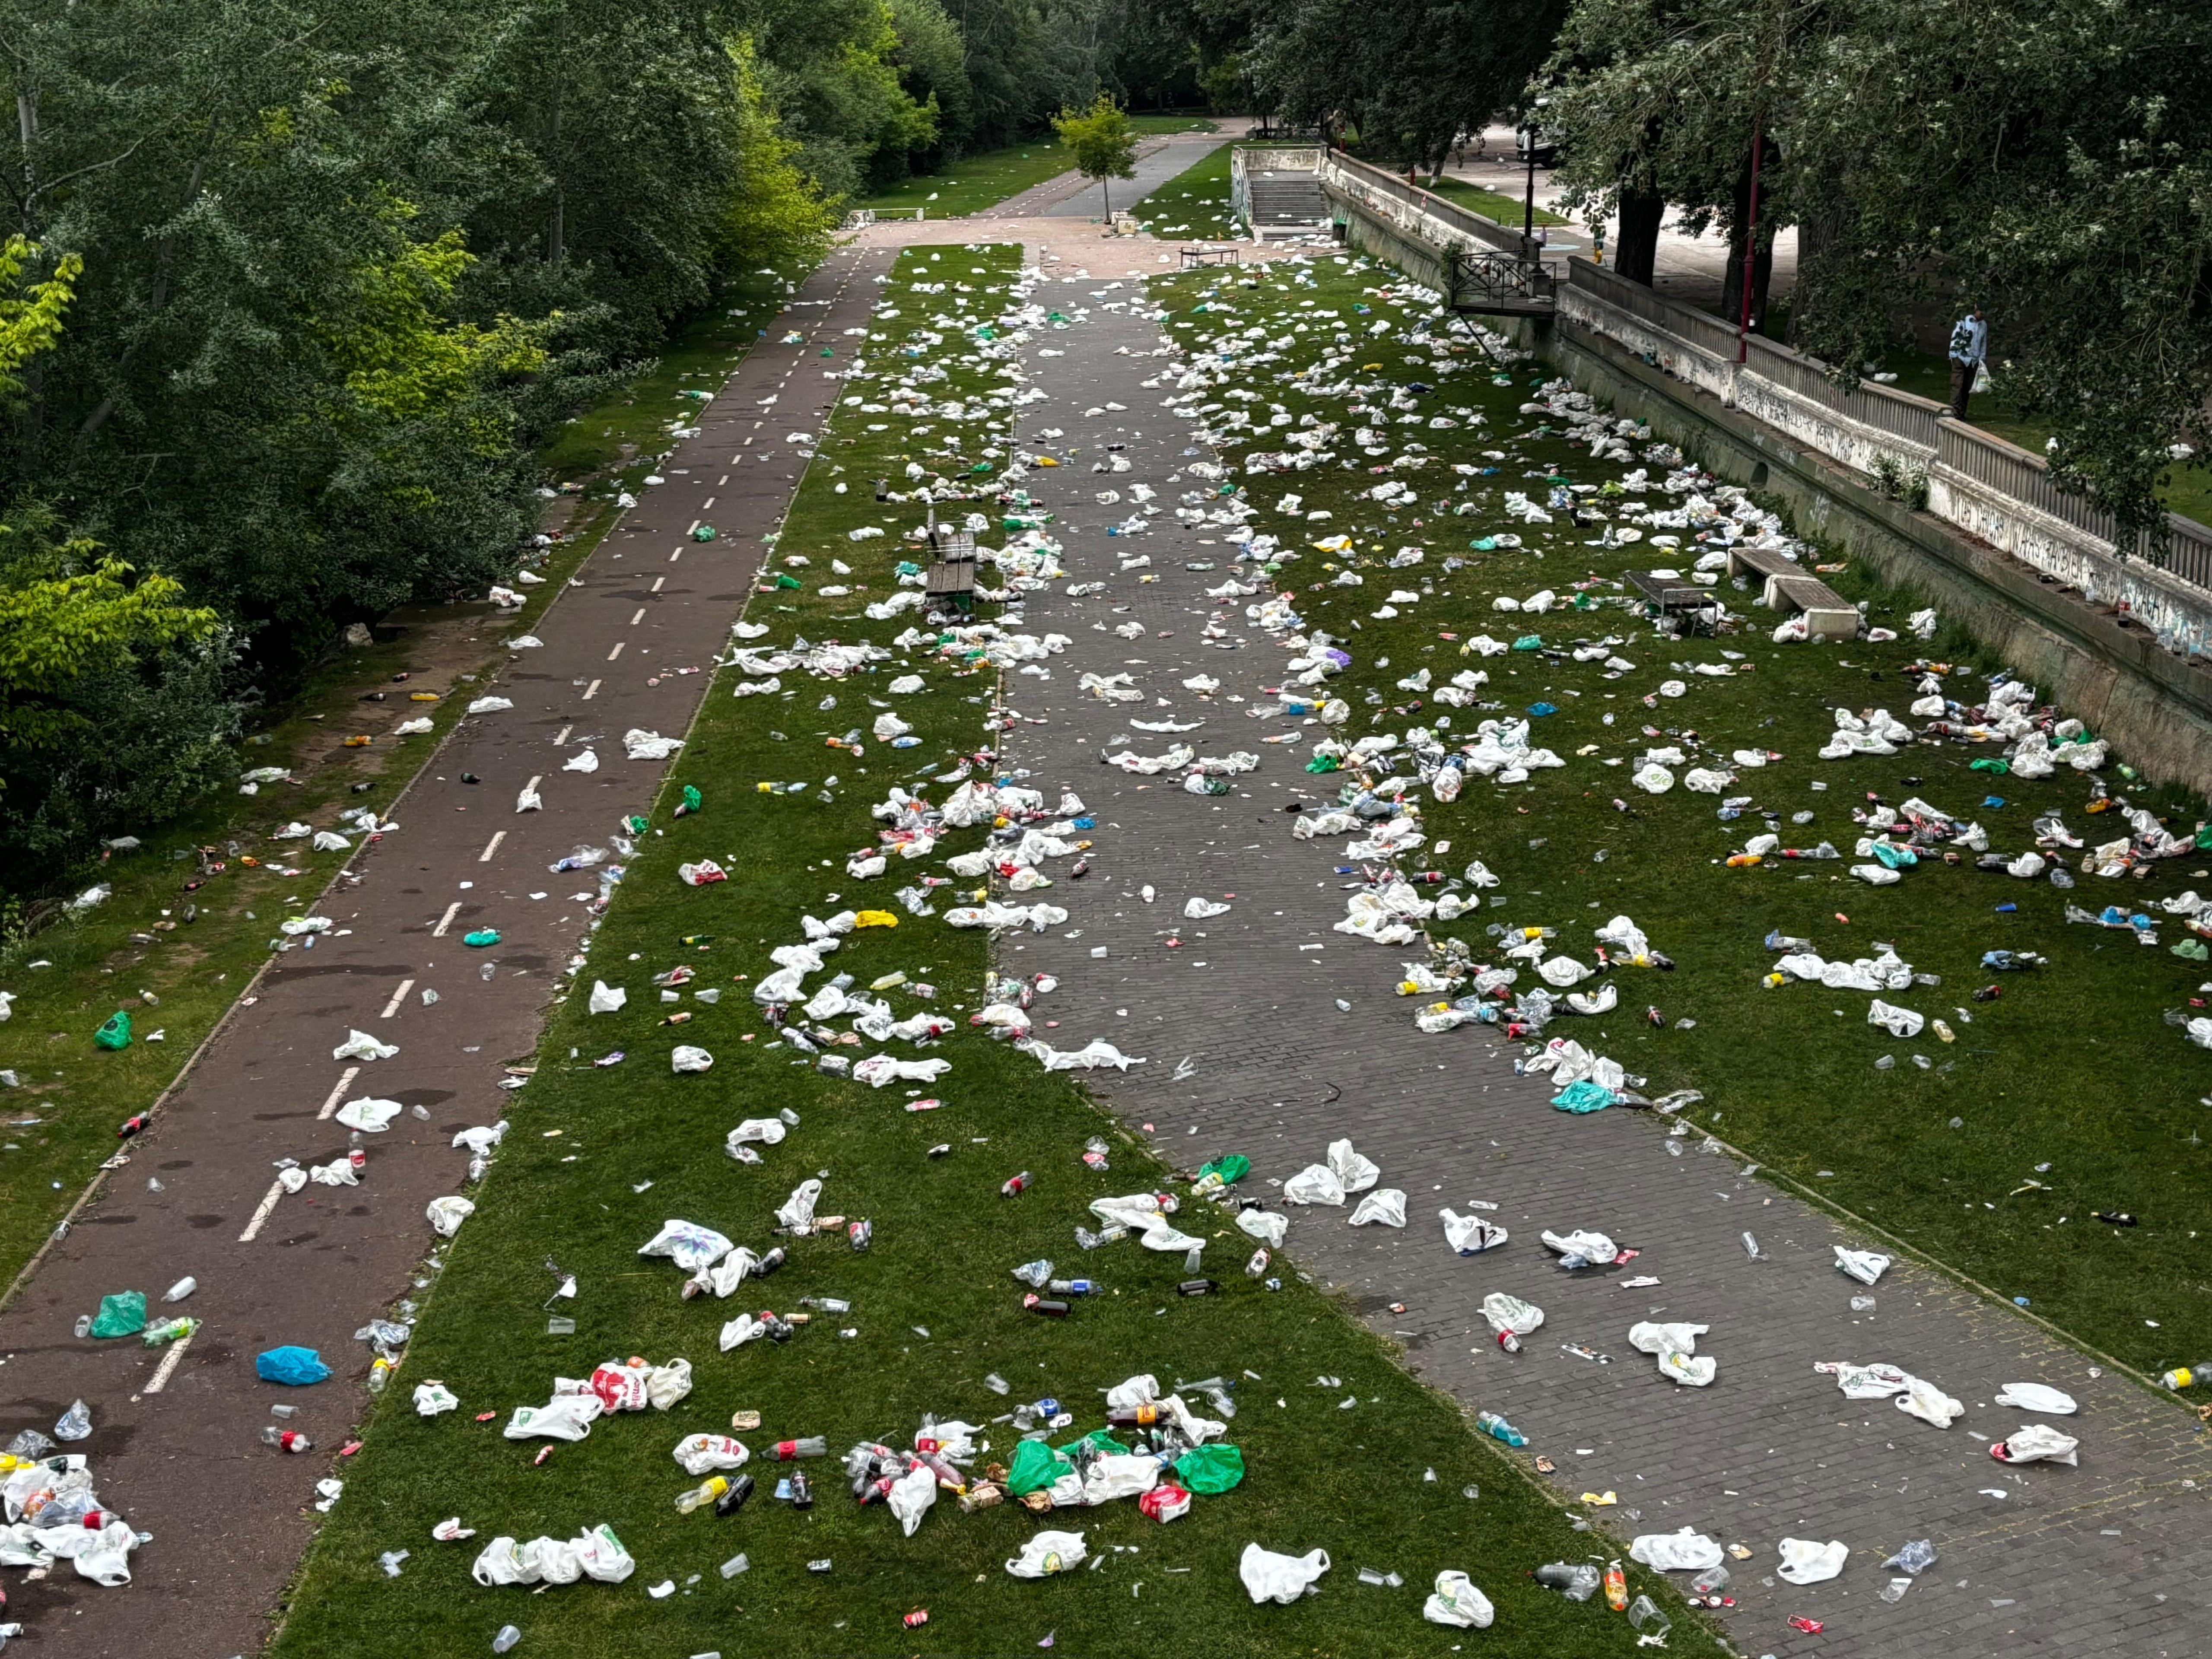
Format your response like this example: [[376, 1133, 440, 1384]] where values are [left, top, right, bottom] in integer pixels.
[[1355, 1567, 1404, 1587], [54, 1399, 92, 1441], [1534, 1562, 1600, 1601]]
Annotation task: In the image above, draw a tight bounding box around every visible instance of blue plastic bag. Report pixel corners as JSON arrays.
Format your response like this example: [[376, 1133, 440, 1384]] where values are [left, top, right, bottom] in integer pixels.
[[257, 1345, 331, 1386]]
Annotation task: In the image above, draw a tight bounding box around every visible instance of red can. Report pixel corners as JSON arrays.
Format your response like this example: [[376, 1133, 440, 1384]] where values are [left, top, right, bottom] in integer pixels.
[[1788, 1616, 1824, 1634], [903, 1608, 930, 1629]]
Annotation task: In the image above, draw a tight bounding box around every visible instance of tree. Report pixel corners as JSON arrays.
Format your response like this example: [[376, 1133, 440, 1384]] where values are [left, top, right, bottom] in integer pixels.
[[1251, 0, 1565, 175], [1539, 0, 2212, 540], [1054, 92, 1138, 216]]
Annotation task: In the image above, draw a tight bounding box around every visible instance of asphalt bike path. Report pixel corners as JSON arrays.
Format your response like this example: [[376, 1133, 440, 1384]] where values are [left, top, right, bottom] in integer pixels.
[[0, 242, 889, 1658]]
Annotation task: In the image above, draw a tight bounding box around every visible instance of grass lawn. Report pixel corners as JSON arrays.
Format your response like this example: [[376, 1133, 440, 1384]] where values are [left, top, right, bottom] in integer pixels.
[[1423, 176, 1569, 230], [0, 267, 800, 1297], [1137, 254, 2212, 1384], [267, 243, 1727, 1659], [858, 118, 1219, 220], [1130, 143, 1239, 240]]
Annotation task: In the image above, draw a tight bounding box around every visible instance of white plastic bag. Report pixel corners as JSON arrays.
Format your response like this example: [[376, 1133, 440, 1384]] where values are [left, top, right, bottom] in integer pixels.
[[335, 1096, 402, 1132], [1993, 1382, 2078, 1415], [1896, 1375, 1964, 1428], [1630, 1529, 1723, 1572], [1236, 1208, 1288, 1248], [1239, 1542, 1332, 1604], [588, 981, 626, 1014], [776, 1179, 823, 1230], [637, 1219, 733, 1271], [413, 1382, 460, 1416], [1479, 1292, 1544, 1337], [1995, 1423, 2079, 1465], [502, 1395, 603, 1441], [671, 1044, 714, 1074], [1834, 1246, 1891, 1286], [1867, 999, 1924, 1038], [426, 1195, 475, 1237], [1006, 1530, 1087, 1578], [1326, 1139, 1380, 1192], [1283, 1164, 1346, 1205], [1423, 1570, 1494, 1628], [1440, 1209, 1509, 1255], [1348, 1188, 1407, 1227], [887, 1459, 938, 1536], [1777, 1538, 1848, 1585], [333, 1029, 399, 1062]]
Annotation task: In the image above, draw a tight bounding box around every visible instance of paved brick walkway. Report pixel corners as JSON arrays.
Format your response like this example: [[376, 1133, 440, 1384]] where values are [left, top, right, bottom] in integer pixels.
[[997, 275, 2212, 1657]]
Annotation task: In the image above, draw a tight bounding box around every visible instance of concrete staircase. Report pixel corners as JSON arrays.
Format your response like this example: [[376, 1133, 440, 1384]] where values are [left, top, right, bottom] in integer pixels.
[[1244, 172, 1328, 235]]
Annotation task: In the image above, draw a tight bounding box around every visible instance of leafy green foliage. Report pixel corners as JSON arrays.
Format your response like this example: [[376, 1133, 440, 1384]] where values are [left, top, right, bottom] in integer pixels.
[[1054, 91, 1141, 211], [1539, 0, 2212, 536]]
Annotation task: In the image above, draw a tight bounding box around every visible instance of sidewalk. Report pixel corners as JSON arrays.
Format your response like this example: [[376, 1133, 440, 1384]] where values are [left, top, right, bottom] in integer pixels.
[[991, 276, 2212, 1657]]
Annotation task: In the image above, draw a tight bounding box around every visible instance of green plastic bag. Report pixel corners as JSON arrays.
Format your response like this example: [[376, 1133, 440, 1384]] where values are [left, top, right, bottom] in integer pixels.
[[676, 785, 703, 816], [89, 1290, 148, 1339], [1197, 1154, 1251, 1189], [691, 524, 717, 542], [94, 1010, 131, 1050], [463, 928, 501, 947], [1006, 1439, 1073, 1497], [1510, 634, 1545, 652], [1969, 757, 2010, 775], [1551, 1079, 1616, 1114], [1174, 1443, 1245, 1495]]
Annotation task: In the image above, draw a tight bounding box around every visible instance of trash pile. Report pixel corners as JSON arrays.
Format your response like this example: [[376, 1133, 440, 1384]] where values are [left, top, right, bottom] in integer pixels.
[[1, 1427, 144, 1588]]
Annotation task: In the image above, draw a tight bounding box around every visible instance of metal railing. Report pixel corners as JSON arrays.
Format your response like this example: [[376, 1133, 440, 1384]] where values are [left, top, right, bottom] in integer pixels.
[[1246, 143, 2212, 606]]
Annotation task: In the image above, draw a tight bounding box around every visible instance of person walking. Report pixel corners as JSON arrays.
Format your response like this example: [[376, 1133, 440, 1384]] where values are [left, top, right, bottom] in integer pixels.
[[1947, 306, 1988, 419]]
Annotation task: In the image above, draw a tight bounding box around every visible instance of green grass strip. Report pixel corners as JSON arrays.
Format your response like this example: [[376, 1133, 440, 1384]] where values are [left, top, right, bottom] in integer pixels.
[[269, 242, 1721, 1659]]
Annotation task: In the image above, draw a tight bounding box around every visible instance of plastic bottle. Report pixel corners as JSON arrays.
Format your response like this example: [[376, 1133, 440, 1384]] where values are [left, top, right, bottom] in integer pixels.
[[261, 1426, 311, 1453], [1602, 1560, 1628, 1612], [766, 1437, 826, 1461], [1533, 1562, 1599, 1600], [676, 1476, 731, 1514], [367, 1356, 394, 1393], [799, 1297, 850, 1313], [1022, 1294, 1071, 1317], [1475, 1411, 1526, 1448], [1076, 1224, 1127, 1250], [1001, 1170, 1035, 1198], [142, 1316, 197, 1348], [1046, 1278, 1096, 1296], [1245, 1248, 1270, 1278], [712, 1474, 756, 1516], [163, 1276, 197, 1303], [492, 1627, 521, 1654], [2160, 1366, 2195, 1390], [788, 1471, 814, 1509], [73, 1314, 92, 1338]]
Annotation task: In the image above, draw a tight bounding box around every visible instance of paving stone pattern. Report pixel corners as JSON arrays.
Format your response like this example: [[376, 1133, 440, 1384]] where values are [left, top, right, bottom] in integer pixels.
[[997, 277, 2212, 1656]]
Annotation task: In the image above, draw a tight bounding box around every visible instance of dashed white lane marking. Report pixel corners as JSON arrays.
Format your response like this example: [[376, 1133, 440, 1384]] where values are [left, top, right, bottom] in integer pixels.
[[316, 1066, 362, 1121], [433, 901, 461, 936], [478, 831, 504, 863], [379, 978, 415, 1019]]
